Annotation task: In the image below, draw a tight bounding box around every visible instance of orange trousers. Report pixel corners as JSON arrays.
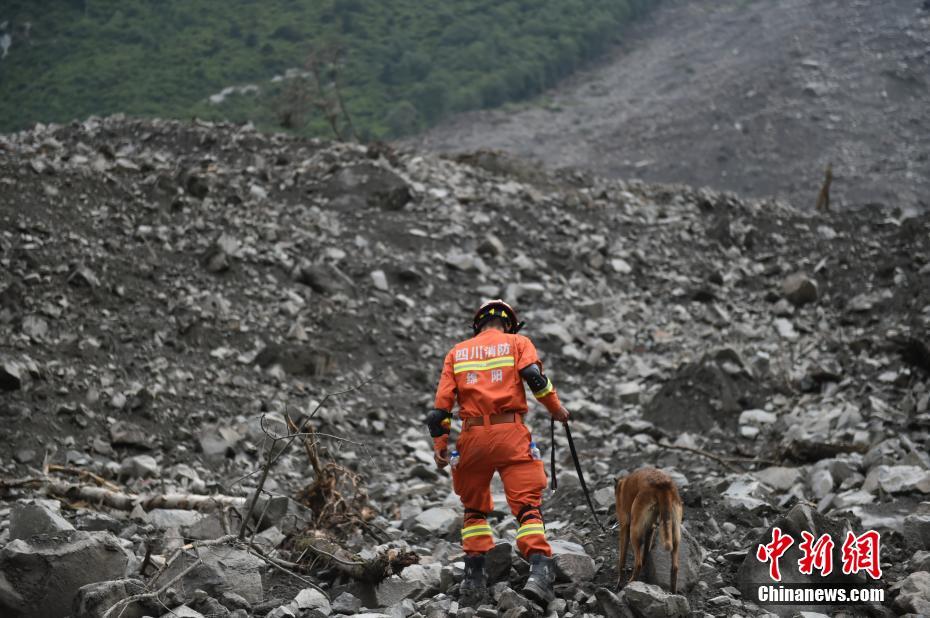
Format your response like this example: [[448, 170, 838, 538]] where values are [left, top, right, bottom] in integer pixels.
[[452, 420, 552, 558]]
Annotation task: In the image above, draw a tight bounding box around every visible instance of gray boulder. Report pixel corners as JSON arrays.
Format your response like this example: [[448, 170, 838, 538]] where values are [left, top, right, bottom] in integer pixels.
[[332, 591, 363, 614], [72, 579, 149, 618], [0, 530, 134, 618], [295, 587, 331, 615], [862, 465, 930, 494], [150, 544, 265, 604], [891, 571, 930, 615], [621, 581, 689, 617], [595, 587, 636, 618], [250, 494, 314, 535], [409, 507, 459, 536], [549, 539, 596, 582], [642, 526, 703, 592], [905, 513, 930, 550], [119, 454, 160, 478], [9, 501, 75, 541], [374, 575, 425, 607], [782, 273, 818, 306], [486, 542, 513, 582]]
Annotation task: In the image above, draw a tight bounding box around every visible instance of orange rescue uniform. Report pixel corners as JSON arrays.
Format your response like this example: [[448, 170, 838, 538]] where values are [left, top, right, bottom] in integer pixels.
[[433, 329, 563, 558]]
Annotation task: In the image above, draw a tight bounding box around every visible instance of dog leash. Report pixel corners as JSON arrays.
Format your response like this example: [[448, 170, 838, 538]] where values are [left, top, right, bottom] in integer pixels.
[[550, 419, 606, 533]]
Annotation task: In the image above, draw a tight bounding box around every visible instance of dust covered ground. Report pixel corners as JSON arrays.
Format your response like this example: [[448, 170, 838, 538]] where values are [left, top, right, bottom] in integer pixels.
[[408, 0, 930, 215], [0, 118, 929, 617]]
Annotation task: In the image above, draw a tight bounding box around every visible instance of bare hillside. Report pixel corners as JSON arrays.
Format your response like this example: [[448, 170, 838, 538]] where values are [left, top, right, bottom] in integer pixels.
[[408, 0, 930, 213]]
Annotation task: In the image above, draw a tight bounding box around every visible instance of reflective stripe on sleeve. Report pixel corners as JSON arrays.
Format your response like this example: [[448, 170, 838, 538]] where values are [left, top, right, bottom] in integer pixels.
[[533, 377, 554, 399]]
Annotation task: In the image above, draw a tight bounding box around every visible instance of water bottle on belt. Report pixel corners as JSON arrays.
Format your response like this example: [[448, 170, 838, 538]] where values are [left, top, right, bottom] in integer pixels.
[[450, 450, 460, 469], [529, 441, 542, 461]]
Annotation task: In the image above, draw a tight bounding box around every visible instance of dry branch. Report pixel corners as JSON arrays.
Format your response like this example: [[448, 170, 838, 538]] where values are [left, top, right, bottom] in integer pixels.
[[655, 442, 777, 472], [237, 375, 378, 540]]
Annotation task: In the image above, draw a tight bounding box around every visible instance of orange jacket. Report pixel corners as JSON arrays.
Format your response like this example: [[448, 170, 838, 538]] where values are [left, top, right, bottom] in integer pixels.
[[434, 329, 562, 418]]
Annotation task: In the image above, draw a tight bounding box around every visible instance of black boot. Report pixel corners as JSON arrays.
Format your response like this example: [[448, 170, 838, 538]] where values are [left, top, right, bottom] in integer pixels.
[[522, 553, 555, 606], [460, 555, 488, 606]]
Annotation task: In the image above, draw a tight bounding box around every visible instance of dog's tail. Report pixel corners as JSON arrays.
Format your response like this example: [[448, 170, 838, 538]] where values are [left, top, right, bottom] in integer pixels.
[[651, 478, 680, 552]]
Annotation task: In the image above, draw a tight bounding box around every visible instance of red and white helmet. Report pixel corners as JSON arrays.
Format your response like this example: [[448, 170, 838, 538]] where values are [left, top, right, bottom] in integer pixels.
[[472, 299, 521, 335]]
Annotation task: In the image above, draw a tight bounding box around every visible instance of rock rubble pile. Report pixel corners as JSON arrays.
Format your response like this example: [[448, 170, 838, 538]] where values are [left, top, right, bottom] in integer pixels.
[[1, 117, 929, 617]]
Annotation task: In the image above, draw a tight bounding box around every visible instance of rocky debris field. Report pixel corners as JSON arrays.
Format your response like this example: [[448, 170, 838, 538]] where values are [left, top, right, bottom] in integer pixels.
[[1, 116, 929, 618], [409, 0, 930, 215]]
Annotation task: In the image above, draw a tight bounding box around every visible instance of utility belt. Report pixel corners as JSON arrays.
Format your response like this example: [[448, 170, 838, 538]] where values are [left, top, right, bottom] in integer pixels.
[[462, 411, 526, 431]]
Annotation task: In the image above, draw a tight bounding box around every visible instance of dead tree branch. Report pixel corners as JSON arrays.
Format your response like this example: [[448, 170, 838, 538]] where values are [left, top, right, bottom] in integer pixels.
[[655, 442, 777, 472], [237, 375, 378, 540]]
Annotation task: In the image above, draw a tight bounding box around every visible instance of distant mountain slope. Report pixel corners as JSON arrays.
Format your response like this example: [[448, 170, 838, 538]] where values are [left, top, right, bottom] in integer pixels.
[[0, 0, 656, 138], [408, 0, 930, 212]]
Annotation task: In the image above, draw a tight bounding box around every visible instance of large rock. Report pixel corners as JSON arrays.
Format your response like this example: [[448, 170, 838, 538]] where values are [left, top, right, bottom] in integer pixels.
[[891, 571, 930, 615], [904, 512, 930, 550], [642, 526, 703, 593], [0, 530, 135, 618], [862, 465, 930, 494], [550, 539, 596, 582], [644, 350, 769, 432], [295, 587, 331, 615], [485, 542, 513, 582], [782, 273, 818, 306], [150, 544, 265, 604], [621, 581, 689, 617], [72, 579, 150, 618], [374, 575, 425, 607], [595, 587, 636, 618], [409, 507, 458, 536], [119, 454, 160, 478], [9, 501, 75, 540], [332, 591, 363, 614], [722, 475, 771, 511], [250, 494, 314, 535], [322, 163, 411, 211], [737, 503, 866, 617]]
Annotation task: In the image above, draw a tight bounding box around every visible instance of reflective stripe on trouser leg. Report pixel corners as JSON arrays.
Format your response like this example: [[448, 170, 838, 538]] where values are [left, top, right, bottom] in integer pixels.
[[515, 508, 549, 556], [461, 516, 495, 554]]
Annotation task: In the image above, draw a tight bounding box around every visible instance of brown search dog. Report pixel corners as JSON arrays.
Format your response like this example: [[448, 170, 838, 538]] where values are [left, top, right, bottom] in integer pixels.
[[615, 467, 683, 592]]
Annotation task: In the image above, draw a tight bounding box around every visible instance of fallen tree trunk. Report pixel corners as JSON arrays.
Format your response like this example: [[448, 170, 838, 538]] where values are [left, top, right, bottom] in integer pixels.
[[0, 477, 247, 512]]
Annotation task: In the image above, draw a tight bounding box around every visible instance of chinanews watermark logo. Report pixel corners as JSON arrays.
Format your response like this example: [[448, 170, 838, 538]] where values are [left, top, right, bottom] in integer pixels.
[[752, 527, 885, 605]]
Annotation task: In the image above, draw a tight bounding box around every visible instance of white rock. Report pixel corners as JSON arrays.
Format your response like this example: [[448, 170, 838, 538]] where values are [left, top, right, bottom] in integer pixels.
[[370, 269, 389, 291], [773, 318, 798, 340], [863, 465, 930, 494], [295, 587, 331, 614], [740, 409, 777, 424]]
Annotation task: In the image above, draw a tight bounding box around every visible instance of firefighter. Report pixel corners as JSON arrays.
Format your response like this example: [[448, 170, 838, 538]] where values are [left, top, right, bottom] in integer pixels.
[[426, 299, 570, 606]]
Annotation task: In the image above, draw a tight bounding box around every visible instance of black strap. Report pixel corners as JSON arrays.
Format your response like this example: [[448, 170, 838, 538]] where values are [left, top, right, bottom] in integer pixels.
[[517, 504, 542, 524], [549, 417, 557, 490], [565, 423, 606, 532], [463, 508, 487, 521]]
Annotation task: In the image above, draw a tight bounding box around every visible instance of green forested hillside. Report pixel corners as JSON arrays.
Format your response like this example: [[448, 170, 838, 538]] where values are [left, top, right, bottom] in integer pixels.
[[0, 0, 656, 139]]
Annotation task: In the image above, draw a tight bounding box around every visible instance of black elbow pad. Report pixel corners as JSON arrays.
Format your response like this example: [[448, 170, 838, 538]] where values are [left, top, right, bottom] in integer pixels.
[[425, 409, 452, 438], [520, 364, 554, 397]]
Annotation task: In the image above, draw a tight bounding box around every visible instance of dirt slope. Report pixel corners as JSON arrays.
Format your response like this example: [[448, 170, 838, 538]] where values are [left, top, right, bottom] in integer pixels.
[[407, 0, 930, 214]]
